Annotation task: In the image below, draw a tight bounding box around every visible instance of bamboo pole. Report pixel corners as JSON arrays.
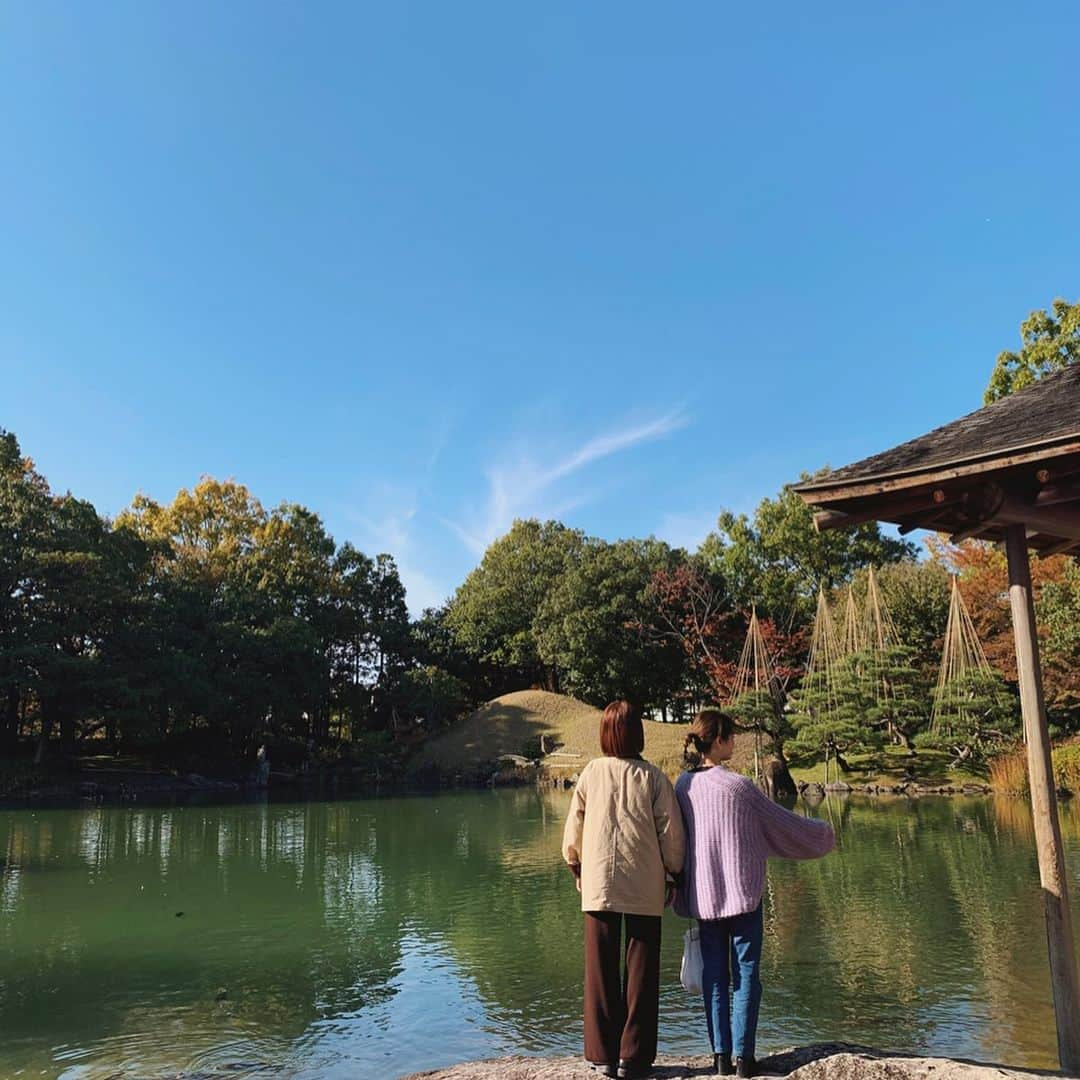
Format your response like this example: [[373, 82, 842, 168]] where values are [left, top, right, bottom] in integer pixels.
[[1004, 523, 1080, 1073]]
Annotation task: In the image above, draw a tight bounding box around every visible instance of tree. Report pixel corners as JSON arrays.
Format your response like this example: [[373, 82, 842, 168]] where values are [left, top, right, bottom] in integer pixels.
[[984, 298, 1080, 403], [400, 665, 468, 730], [859, 644, 931, 754], [446, 520, 584, 690], [412, 605, 497, 707], [789, 649, 886, 780], [535, 538, 687, 708], [873, 560, 951, 673], [920, 668, 1019, 768], [0, 430, 51, 748], [700, 477, 916, 630], [329, 547, 410, 738], [1037, 559, 1080, 732], [644, 557, 742, 710], [926, 537, 1075, 725]]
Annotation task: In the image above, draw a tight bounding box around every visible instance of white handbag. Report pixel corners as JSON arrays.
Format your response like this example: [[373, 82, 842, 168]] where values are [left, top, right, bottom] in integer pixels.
[[679, 924, 702, 994]]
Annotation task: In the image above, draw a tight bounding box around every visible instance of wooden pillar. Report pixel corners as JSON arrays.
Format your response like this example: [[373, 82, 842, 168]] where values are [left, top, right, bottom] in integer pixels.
[[1005, 523, 1080, 1073]]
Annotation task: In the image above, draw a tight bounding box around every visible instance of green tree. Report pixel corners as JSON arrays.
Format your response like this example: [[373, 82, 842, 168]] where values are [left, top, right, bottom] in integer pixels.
[[412, 605, 496, 707], [329, 546, 411, 738], [700, 477, 915, 629], [534, 538, 686, 708], [984, 297, 1080, 403], [400, 665, 468, 729], [0, 431, 51, 747], [789, 649, 886, 780], [446, 520, 585, 689], [1033, 560, 1080, 733], [919, 668, 1019, 768], [873, 561, 951, 673]]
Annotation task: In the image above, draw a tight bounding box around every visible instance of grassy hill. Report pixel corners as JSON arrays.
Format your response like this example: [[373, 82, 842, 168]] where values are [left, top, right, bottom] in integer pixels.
[[410, 690, 756, 782]]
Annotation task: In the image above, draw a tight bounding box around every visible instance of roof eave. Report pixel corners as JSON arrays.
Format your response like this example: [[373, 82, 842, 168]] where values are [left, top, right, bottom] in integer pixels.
[[795, 434, 1080, 505]]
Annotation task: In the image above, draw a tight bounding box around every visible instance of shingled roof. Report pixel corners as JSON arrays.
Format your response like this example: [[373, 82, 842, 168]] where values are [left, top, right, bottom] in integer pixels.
[[799, 363, 1080, 491], [794, 363, 1080, 553]]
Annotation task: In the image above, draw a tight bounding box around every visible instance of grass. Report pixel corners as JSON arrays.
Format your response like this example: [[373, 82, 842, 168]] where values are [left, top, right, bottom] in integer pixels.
[[409, 690, 756, 783], [988, 737, 1080, 794]]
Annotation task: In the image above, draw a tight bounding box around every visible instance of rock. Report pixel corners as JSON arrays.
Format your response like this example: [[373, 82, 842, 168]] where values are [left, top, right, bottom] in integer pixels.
[[802, 782, 825, 797], [823, 781, 851, 793], [399, 1044, 1052, 1080]]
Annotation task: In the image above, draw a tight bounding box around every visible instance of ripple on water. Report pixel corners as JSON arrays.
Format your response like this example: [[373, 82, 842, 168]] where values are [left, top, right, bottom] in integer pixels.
[[3, 793, 1075, 1077]]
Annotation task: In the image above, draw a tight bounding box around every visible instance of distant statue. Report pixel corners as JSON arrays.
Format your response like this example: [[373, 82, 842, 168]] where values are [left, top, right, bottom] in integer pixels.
[[256, 744, 270, 789]]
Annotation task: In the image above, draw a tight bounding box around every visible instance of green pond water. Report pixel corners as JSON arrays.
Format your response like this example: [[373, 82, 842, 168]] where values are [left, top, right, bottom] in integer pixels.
[[0, 790, 1075, 1078]]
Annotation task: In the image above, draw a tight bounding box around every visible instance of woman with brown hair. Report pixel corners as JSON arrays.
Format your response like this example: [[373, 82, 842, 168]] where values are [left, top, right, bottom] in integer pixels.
[[562, 700, 685, 1080], [675, 709, 835, 1078]]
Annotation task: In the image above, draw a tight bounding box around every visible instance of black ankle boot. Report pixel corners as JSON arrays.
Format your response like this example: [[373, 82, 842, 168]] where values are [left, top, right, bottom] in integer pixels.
[[714, 1052, 733, 1075], [735, 1056, 755, 1078]]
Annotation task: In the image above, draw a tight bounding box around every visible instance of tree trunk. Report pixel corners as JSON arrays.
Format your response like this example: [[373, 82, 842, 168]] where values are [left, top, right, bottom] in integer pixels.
[[896, 728, 916, 755], [763, 756, 797, 802], [60, 708, 76, 757], [35, 700, 54, 766], [2, 685, 18, 749]]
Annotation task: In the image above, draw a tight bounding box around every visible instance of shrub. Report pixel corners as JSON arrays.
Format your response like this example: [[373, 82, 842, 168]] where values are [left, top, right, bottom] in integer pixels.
[[1054, 744, 1080, 793]]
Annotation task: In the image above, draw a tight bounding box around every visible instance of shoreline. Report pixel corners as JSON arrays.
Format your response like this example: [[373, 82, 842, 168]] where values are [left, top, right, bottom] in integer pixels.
[[399, 1043, 1062, 1079], [1, 768, 1064, 810]]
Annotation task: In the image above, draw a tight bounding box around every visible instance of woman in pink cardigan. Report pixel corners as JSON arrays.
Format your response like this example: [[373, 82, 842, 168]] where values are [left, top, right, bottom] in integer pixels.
[[675, 709, 835, 1079]]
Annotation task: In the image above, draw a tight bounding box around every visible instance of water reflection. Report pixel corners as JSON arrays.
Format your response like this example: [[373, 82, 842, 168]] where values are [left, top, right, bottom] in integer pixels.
[[0, 792, 1073, 1077]]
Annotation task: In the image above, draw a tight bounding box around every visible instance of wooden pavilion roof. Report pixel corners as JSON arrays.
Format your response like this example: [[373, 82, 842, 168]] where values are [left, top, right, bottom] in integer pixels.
[[794, 364, 1080, 553]]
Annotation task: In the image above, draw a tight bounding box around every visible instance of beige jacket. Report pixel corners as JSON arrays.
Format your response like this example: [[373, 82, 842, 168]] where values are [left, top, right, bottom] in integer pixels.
[[562, 756, 685, 917]]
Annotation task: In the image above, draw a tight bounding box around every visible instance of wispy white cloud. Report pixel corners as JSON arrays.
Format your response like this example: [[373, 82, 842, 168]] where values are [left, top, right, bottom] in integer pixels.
[[446, 408, 691, 556], [349, 497, 449, 616]]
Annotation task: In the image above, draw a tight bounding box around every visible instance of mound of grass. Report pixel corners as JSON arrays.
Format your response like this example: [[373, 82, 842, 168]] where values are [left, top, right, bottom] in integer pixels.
[[410, 690, 756, 782]]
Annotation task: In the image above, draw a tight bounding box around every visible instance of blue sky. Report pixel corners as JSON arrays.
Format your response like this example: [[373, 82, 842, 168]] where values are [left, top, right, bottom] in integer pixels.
[[3, 3, 1078, 613]]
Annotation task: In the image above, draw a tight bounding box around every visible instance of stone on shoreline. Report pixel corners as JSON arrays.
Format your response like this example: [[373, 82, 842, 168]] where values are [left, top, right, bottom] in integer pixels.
[[399, 1043, 1057, 1080]]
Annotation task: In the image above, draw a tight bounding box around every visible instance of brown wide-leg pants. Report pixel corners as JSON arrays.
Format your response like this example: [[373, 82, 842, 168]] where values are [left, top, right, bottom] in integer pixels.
[[583, 910, 662, 1067]]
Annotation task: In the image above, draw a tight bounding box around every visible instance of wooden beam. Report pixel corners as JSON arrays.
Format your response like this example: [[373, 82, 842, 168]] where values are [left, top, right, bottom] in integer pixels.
[[1041, 537, 1080, 557], [898, 512, 948, 535], [1036, 480, 1080, 507], [993, 497, 1080, 541], [813, 490, 954, 532], [949, 522, 993, 543], [1005, 524, 1080, 1073]]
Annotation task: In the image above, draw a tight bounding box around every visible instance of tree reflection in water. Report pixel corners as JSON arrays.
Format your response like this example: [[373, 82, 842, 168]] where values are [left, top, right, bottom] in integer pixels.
[[0, 791, 1074, 1076]]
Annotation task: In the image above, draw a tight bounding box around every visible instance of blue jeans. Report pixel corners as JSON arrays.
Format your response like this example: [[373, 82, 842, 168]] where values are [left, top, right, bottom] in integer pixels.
[[698, 904, 763, 1059]]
